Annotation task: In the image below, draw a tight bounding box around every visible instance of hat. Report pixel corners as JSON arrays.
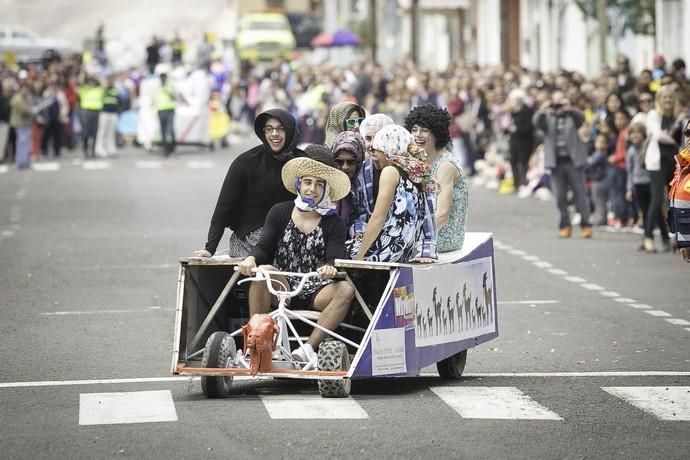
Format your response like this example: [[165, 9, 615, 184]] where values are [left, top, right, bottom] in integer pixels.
[[282, 157, 351, 201], [359, 113, 394, 137]]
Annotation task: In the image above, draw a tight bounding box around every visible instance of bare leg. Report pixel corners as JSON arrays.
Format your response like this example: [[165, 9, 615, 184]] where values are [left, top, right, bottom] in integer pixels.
[[307, 281, 355, 348], [247, 264, 288, 316]]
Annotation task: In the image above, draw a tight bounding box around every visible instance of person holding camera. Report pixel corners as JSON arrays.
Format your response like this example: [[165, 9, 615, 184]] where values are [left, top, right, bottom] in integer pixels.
[[533, 91, 593, 239]]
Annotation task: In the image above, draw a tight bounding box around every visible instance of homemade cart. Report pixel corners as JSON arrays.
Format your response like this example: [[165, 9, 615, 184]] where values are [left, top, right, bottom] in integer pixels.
[[171, 232, 498, 397]]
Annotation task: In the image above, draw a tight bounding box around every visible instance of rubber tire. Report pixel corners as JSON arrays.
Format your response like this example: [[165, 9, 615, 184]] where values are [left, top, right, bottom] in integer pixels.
[[201, 332, 236, 398], [317, 341, 351, 398], [436, 349, 468, 380]]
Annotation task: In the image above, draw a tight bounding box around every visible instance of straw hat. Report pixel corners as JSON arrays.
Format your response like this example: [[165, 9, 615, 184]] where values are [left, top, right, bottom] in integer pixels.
[[282, 157, 351, 201]]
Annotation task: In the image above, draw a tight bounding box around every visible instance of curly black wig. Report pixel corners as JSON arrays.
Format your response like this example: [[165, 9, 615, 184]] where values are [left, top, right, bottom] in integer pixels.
[[404, 104, 451, 150]]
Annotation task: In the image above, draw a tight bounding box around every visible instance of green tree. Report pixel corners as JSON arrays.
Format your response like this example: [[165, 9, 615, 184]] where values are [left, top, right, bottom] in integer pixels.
[[574, 0, 655, 35]]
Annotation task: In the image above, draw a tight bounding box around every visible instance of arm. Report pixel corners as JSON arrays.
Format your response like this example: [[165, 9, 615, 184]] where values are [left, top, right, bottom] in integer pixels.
[[412, 192, 438, 262], [204, 161, 245, 254], [249, 202, 290, 265], [355, 166, 399, 260], [568, 108, 585, 128], [626, 146, 635, 193], [435, 161, 459, 229], [323, 216, 347, 266], [532, 109, 547, 131]]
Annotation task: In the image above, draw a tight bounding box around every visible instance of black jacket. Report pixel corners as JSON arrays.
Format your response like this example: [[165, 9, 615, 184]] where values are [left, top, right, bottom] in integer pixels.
[[204, 108, 304, 254]]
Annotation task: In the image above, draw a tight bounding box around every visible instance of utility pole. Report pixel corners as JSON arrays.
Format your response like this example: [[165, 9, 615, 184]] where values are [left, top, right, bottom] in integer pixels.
[[369, 0, 377, 63], [411, 0, 418, 65], [597, 0, 608, 66]]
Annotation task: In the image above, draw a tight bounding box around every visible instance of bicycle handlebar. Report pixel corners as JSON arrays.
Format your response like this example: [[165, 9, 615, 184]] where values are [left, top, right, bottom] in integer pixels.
[[235, 267, 323, 299]]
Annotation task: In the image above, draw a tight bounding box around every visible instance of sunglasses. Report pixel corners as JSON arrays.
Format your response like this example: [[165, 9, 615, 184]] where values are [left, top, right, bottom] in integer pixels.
[[345, 117, 365, 129], [335, 158, 358, 166]]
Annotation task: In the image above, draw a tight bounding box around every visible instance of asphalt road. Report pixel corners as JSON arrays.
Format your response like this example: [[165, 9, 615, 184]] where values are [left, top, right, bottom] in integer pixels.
[[1, 142, 688, 459]]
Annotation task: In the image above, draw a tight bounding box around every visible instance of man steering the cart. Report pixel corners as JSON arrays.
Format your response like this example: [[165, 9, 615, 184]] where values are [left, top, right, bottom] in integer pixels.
[[238, 152, 355, 368]]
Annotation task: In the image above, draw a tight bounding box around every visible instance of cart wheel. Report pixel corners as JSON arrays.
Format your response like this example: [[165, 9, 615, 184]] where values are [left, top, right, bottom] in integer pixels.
[[436, 349, 468, 380], [201, 332, 236, 398], [317, 341, 351, 398]]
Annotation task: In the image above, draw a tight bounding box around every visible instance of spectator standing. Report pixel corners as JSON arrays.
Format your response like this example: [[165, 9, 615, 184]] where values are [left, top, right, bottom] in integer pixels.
[[625, 123, 652, 250], [608, 110, 632, 227], [95, 76, 120, 157], [40, 79, 68, 159], [154, 73, 176, 157], [506, 89, 535, 193], [78, 76, 104, 158], [0, 82, 10, 162], [9, 82, 33, 169], [586, 134, 611, 226], [532, 91, 593, 238], [146, 37, 160, 75]]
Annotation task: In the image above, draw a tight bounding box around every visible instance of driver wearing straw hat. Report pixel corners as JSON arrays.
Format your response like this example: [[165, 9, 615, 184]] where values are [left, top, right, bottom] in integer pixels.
[[238, 153, 355, 366]]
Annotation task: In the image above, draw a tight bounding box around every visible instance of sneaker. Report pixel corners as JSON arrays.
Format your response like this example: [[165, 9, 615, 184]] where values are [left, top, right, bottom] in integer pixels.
[[581, 226, 593, 238], [559, 227, 572, 238], [291, 343, 317, 366]]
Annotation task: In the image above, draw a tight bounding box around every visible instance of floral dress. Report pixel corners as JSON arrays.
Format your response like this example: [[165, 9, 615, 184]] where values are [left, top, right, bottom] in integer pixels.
[[432, 151, 468, 252], [273, 220, 330, 300], [364, 170, 426, 262]]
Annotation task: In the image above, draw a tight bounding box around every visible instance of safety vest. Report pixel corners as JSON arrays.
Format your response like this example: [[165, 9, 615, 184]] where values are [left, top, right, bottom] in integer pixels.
[[668, 150, 690, 247], [154, 85, 176, 111], [79, 85, 104, 111], [103, 88, 119, 107]]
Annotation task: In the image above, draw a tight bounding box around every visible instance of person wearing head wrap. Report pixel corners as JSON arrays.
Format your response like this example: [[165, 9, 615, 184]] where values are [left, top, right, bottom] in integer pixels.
[[355, 124, 438, 263], [194, 108, 305, 258], [324, 101, 366, 147], [238, 156, 354, 368], [358, 113, 394, 153]]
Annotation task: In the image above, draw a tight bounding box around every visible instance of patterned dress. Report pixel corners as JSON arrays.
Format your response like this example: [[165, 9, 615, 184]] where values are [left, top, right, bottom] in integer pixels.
[[432, 151, 468, 252], [273, 220, 330, 300], [364, 170, 426, 262]]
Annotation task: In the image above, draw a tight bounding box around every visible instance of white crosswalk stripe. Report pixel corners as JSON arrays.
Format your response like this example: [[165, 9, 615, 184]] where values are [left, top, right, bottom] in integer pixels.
[[0, 165, 8, 173], [259, 393, 368, 419], [82, 160, 112, 170], [430, 386, 563, 420], [79, 390, 178, 425], [602, 386, 690, 421], [31, 162, 60, 171], [135, 160, 163, 169], [187, 160, 215, 169]]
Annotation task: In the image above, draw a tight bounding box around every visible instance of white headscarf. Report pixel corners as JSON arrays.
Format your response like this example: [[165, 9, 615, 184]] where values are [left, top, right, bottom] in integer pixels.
[[293, 179, 336, 216]]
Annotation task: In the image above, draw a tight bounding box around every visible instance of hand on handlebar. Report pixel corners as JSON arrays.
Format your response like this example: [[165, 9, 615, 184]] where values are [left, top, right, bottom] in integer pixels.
[[317, 264, 337, 280], [238, 256, 257, 276]]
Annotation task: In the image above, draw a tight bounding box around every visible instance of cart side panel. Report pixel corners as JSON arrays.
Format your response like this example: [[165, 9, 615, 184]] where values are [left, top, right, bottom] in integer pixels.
[[351, 236, 498, 378]]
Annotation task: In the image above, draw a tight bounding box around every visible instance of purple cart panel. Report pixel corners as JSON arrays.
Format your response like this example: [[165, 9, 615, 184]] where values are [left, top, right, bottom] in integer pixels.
[[351, 236, 497, 378]]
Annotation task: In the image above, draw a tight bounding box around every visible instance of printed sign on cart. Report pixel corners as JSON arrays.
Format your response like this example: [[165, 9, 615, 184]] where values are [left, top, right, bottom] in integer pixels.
[[393, 284, 416, 329], [413, 256, 496, 347], [371, 327, 407, 376]]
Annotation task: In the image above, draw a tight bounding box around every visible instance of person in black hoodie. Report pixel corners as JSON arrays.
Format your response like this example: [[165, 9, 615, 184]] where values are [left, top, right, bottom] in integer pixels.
[[194, 108, 304, 258]]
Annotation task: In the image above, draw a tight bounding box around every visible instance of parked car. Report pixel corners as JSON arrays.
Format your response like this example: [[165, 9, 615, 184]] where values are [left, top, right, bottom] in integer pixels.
[[235, 12, 296, 63], [285, 12, 322, 49], [0, 25, 76, 64]]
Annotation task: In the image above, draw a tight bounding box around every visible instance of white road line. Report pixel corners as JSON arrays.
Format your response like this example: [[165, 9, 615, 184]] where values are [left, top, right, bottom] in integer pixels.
[[1, 230, 14, 237], [581, 283, 604, 291], [629, 303, 653, 309], [187, 160, 215, 169], [79, 390, 178, 425], [686, 328, 690, 332], [135, 160, 163, 169], [31, 162, 60, 171], [599, 291, 620, 297], [72, 263, 177, 271], [533, 261, 553, 269], [613, 297, 637, 303], [0, 165, 8, 173], [547, 268, 568, 275], [564, 276, 587, 283], [498, 300, 560, 305], [644, 310, 672, 317], [602, 386, 690, 421], [508, 249, 527, 256], [521, 255, 540, 261], [430, 386, 562, 420], [666, 318, 690, 326], [259, 394, 368, 419], [83, 160, 111, 170], [40, 306, 170, 316]]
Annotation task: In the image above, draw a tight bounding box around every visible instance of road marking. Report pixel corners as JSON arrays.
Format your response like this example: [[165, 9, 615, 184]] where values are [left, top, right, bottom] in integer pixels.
[[644, 310, 672, 317], [71, 263, 177, 271], [614, 297, 637, 303], [547, 268, 568, 275], [40, 306, 171, 316], [79, 390, 178, 425], [666, 318, 690, 326], [564, 276, 587, 283], [629, 303, 653, 309], [187, 160, 215, 169], [498, 300, 560, 305], [1, 230, 14, 237], [508, 249, 526, 256], [0, 165, 8, 173], [31, 162, 60, 171], [581, 283, 604, 291], [533, 261, 553, 268], [599, 291, 620, 297], [135, 160, 163, 169], [430, 386, 562, 420], [521, 255, 540, 261], [83, 160, 111, 170], [602, 386, 690, 421], [259, 394, 368, 419]]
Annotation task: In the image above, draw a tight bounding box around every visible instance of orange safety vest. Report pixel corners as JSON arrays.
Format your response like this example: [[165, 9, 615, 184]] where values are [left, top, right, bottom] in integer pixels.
[[668, 149, 690, 247]]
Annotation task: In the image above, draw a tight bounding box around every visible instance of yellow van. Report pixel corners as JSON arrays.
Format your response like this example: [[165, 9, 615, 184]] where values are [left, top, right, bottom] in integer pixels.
[[236, 12, 296, 62]]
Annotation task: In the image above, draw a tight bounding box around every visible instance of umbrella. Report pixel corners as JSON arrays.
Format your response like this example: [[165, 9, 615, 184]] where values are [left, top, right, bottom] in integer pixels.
[[310, 29, 362, 48]]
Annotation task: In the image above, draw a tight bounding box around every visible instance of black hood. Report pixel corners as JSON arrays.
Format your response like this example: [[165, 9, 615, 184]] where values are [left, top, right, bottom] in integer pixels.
[[254, 108, 302, 161]]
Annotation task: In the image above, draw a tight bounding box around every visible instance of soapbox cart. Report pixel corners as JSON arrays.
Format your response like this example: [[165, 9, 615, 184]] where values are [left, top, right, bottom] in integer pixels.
[[171, 232, 498, 398]]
